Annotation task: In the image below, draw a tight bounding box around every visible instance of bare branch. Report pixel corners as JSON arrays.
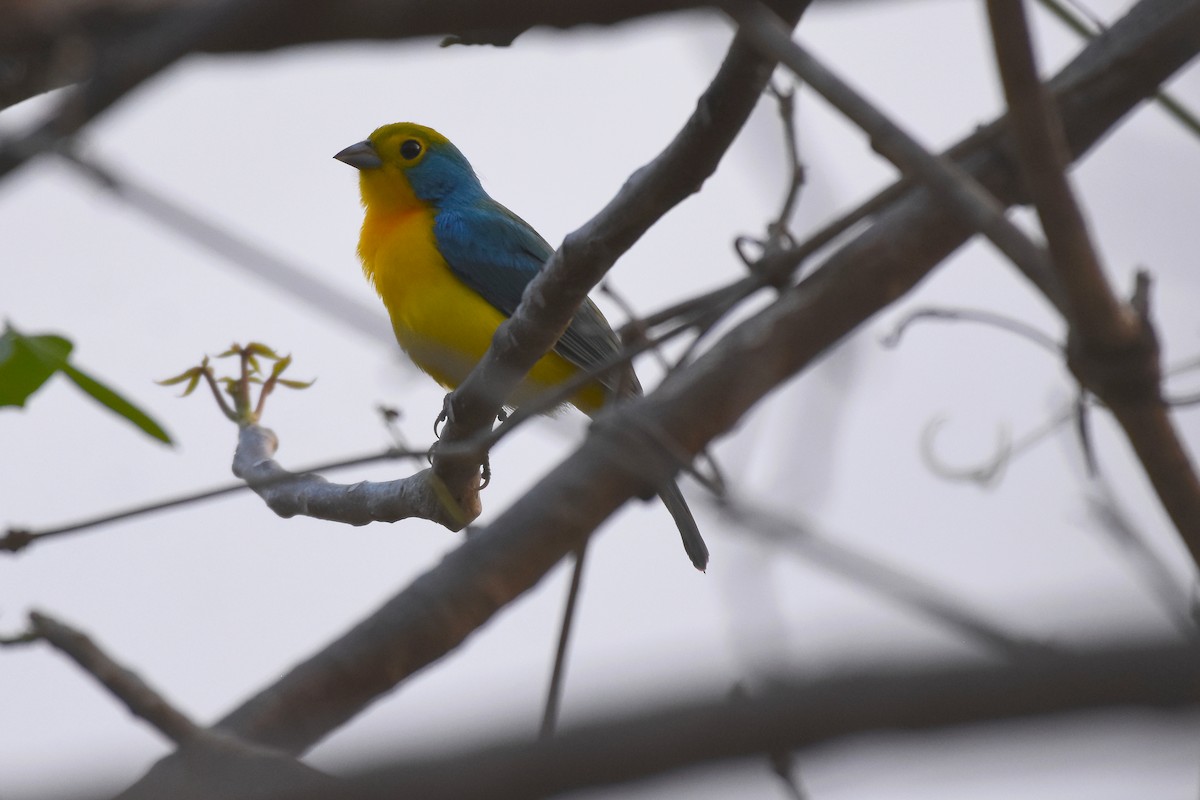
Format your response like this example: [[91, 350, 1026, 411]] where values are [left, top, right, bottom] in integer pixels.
[[730, 1, 1065, 310], [0, 1, 282, 180], [1033, 0, 1200, 138], [0, 0, 720, 114], [540, 544, 589, 739], [988, 0, 1200, 568], [882, 306, 1064, 355], [23, 609, 344, 800], [1, 444, 421, 554], [233, 424, 477, 530], [988, 0, 1127, 339], [712, 495, 1050, 658], [29, 609, 202, 744], [314, 639, 1200, 800]]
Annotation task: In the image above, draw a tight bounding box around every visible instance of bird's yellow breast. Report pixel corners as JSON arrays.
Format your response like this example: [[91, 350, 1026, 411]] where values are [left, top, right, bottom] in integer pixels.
[[358, 207, 604, 411]]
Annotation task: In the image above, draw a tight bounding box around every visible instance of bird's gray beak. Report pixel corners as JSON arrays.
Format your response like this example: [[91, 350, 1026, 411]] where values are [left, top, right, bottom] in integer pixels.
[[334, 140, 383, 170]]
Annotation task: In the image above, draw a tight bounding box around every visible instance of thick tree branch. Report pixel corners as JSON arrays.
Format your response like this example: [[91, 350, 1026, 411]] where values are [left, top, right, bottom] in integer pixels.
[[987, 0, 1200, 567], [0, 0, 718, 113], [319, 638, 1200, 800], [0, 1, 284, 179]]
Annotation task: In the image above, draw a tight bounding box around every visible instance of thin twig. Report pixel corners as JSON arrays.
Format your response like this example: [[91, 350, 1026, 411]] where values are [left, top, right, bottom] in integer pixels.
[[882, 306, 1063, 355], [600, 281, 672, 373], [29, 610, 202, 744], [540, 543, 589, 739], [1, 445, 423, 553], [1083, 477, 1198, 637], [988, 0, 1126, 339], [988, 0, 1200, 567], [730, 1, 1066, 311], [766, 80, 806, 246], [711, 496, 1051, 659]]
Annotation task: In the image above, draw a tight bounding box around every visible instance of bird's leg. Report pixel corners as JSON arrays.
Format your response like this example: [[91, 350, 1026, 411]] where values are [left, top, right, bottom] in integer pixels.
[[479, 456, 492, 489], [431, 393, 501, 489], [433, 393, 454, 439], [476, 410, 508, 489]]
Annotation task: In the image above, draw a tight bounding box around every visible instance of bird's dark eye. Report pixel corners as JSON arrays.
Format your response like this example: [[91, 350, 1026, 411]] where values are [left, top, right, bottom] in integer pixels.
[[399, 139, 422, 160]]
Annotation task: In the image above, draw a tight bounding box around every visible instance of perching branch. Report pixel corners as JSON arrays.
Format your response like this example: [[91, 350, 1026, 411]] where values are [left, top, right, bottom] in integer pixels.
[[430, 0, 813, 507], [233, 424, 477, 529]]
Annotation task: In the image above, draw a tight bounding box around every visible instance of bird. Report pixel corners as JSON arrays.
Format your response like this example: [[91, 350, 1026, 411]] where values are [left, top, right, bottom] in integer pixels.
[[335, 122, 708, 571]]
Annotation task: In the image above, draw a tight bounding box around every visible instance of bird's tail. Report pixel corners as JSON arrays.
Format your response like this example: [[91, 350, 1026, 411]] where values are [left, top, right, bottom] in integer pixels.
[[658, 478, 709, 572]]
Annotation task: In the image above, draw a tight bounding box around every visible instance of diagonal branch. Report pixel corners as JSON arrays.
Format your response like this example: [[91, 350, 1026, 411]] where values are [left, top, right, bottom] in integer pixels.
[[23, 610, 341, 799], [730, 1, 1064, 312], [987, 0, 1200, 568], [29, 610, 202, 745], [987, 0, 1129, 340], [0, 0, 284, 180]]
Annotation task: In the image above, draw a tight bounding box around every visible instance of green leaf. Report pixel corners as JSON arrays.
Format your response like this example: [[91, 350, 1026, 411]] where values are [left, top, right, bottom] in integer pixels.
[[60, 362, 173, 444], [157, 366, 204, 396], [245, 342, 280, 360], [0, 326, 73, 407], [2, 323, 173, 444]]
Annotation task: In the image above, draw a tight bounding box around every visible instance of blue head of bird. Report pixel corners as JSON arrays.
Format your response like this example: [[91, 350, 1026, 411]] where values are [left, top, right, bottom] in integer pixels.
[[334, 122, 485, 211]]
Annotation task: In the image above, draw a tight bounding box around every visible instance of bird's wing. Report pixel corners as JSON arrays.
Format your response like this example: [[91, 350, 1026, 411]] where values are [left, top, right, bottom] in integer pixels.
[[434, 201, 626, 393]]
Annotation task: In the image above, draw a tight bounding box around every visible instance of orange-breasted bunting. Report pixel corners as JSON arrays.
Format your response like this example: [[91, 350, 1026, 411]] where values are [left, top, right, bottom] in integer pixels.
[[335, 122, 708, 571]]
